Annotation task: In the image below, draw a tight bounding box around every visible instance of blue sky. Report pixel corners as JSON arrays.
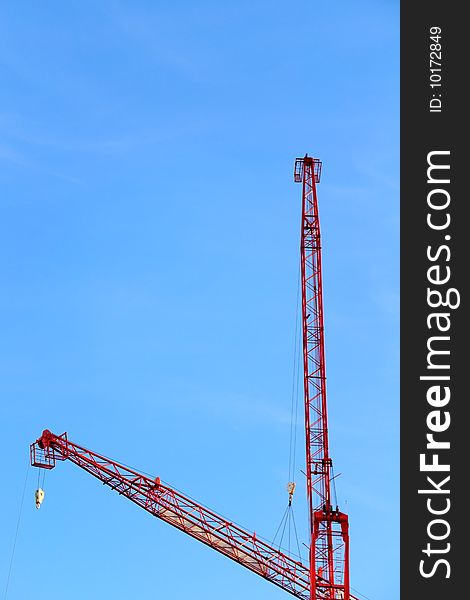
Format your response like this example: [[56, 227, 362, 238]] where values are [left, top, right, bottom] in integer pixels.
[[1, 1, 398, 599]]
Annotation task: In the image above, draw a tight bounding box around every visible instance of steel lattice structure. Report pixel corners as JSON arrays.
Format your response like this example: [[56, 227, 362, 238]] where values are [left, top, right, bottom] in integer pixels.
[[31, 430, 311, 598], [294, 156, 350, 599], [30, 156, 353, 600]]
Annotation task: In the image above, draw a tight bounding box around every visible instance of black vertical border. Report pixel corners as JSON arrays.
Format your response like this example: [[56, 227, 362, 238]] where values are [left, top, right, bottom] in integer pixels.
[[401, 4, 465, 599]]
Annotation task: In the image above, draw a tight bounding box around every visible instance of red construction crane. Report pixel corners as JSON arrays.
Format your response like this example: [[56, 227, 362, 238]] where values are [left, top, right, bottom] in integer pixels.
[[294, 155, 350, 599], [30, 156, 353, 600]]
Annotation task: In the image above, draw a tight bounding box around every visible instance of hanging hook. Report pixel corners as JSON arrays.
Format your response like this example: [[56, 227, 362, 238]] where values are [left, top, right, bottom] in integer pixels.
[[35, 487, 45, 509], [287, 481, 296, 506]]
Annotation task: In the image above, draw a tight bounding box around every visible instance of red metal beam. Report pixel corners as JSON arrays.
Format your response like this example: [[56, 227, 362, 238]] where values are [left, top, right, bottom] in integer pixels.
[[294, 156, 350, 599], [31, 429, 311, 599]]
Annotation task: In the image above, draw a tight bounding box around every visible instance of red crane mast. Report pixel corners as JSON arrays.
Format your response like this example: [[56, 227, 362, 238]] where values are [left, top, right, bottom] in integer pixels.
[[294, 155, 350, 599], [30, 156, 353, 600]]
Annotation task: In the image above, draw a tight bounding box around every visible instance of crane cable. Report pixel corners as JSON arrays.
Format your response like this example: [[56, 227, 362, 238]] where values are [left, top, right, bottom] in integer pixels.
[[37, 465, 46, 493], [272, 256, 303, 561], [271, 503, 302, 561], [3, 463, 30, 600], [288, 262, 302, 484]]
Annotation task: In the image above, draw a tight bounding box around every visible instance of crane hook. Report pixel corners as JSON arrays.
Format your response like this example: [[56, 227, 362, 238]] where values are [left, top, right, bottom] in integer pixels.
[[35, 488, 45, 509], [287, 482, 296, 506]]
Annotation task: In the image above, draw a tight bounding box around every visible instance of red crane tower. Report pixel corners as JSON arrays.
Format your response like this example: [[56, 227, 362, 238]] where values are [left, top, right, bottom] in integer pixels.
[[30, 155, 353, 600], [294, 155, 350, 599]]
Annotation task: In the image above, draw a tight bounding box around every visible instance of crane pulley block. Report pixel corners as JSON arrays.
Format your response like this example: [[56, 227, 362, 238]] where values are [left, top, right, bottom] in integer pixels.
[[30, 430, 68, 469]]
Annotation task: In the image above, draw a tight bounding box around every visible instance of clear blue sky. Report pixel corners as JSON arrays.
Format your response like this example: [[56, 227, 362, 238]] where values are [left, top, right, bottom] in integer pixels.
[[0, 2, 398, 599]]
